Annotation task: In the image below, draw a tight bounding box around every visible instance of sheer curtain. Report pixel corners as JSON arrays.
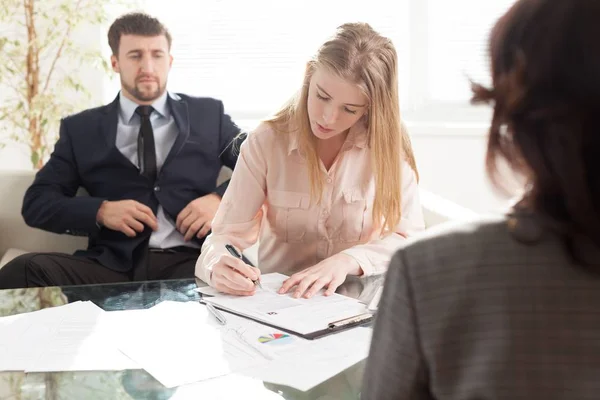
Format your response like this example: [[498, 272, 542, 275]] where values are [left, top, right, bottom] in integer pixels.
[[140, 0, 406, 124]]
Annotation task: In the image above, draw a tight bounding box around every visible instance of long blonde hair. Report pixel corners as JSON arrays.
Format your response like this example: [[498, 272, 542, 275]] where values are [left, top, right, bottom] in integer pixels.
[[266, 22, 418, 233]]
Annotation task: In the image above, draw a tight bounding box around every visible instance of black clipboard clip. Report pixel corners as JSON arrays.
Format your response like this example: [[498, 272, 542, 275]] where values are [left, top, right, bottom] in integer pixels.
[[328, 312, 373, 330]]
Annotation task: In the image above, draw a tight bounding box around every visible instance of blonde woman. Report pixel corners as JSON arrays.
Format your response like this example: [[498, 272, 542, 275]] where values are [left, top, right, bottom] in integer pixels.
[[195, 23, 424, 298]]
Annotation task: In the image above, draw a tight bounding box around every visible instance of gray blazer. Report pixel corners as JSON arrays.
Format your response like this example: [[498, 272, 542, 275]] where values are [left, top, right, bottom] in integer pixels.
[[362, 214, 600, 400]]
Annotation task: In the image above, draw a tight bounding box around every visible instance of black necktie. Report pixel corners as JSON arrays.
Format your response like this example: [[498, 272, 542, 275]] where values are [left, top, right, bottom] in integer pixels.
[[135, 105, 157, 182]]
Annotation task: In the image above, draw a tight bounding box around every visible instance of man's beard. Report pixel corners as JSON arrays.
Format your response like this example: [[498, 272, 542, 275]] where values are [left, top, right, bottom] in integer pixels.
[[122, 79, 165, 102]]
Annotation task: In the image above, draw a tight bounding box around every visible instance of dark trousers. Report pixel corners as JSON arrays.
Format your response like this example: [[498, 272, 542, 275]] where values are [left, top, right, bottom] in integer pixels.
[[0, 247, 199, 289]]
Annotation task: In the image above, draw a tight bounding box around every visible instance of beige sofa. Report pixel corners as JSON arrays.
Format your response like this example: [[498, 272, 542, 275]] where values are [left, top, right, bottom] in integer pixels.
[[0, 169, 478, 269], [0, 170, 88, 267]]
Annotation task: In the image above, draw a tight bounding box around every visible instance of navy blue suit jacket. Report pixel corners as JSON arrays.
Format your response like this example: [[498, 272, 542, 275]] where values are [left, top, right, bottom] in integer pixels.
[[22, 92, 243, 272]]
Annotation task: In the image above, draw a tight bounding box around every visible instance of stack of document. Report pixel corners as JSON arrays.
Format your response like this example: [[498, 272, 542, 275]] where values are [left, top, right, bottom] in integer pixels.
[[115, 300, 273, 388], [113, 300, 372, 390], [0, 301, 138, 372], [0, 275, 373, 391]]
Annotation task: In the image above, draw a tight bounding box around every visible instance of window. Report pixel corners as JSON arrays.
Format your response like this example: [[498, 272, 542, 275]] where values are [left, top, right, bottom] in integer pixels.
[[105, 0, 407, 128], [404, 0, 517, 123], [104, 0, 517, 127]]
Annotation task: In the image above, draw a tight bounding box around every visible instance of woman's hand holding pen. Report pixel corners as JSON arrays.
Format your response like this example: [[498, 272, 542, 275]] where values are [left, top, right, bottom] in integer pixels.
[[278, 253, 362, 299], [210, 254, 261, 296]]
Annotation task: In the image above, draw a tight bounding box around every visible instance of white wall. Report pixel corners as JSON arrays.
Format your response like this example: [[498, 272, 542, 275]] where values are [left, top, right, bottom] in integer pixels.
[[408, 124, 515, 214]]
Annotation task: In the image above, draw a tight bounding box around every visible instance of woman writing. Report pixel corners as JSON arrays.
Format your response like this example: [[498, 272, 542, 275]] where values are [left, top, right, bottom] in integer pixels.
[[196, 22, 424, 298]]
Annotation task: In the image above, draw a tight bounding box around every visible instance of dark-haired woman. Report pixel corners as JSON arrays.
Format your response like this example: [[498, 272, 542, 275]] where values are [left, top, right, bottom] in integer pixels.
[[363, 0, 600, 398]]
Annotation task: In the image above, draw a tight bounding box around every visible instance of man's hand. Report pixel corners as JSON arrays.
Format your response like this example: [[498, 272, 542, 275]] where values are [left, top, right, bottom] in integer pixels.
[[176, 193, 221, 241], [96, 200, 158, 237]]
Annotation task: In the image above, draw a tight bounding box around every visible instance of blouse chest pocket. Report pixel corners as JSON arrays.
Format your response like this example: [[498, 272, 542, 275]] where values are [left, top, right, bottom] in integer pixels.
[[341, 189, 369, 242], [268, 190, 311, 243]]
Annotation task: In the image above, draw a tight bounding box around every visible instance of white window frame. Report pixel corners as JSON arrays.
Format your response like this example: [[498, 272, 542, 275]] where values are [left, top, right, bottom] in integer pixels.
[[401, 0, 494, 128]]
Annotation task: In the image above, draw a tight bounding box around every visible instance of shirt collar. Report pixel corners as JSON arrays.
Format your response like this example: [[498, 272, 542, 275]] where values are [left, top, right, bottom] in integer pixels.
[[119, 90, 170, 123], [287, 122, 368, 155]]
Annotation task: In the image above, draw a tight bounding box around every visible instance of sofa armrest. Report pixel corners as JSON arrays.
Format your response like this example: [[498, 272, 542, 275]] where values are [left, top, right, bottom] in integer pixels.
[[419, 188, 480, 227]]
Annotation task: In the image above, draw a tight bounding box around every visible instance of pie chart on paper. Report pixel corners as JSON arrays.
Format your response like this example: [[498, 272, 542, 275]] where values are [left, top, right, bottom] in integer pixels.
[[258, 333, 294, 345]]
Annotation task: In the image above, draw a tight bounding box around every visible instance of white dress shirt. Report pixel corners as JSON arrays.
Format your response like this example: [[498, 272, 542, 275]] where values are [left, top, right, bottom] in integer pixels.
[[116, 91, 199, 249]]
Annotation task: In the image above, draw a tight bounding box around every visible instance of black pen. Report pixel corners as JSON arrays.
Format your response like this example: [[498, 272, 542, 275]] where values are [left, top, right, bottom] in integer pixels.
[[225, 244, 263, 289]]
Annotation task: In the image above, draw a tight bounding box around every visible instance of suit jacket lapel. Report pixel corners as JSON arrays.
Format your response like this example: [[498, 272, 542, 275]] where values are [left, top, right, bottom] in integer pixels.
[[164, 93, 190, 168], [101, 94, 141, 171], [101, 94, 120, 148]]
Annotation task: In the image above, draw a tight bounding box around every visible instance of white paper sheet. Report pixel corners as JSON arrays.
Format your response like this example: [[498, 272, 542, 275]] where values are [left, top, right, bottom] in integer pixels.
[[0, 301, 139, 373], [0, 310, 56, 371], [241, 327, 373, 391], [114, 300, 370, 389], [172, 374, 285, 400], [27, 303, 140, 372], [115, 301, 273, 388], [213, 308, 373, 392], [202, 273, 370, 335], [1, 296, 372, 392]]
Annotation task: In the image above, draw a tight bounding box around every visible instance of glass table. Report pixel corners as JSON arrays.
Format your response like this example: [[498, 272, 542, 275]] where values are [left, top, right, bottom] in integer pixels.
[[0, 275, 383, 400]]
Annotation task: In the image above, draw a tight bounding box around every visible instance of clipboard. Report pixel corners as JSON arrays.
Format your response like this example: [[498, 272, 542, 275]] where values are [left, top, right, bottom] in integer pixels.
[[201, 296, 374, 340]]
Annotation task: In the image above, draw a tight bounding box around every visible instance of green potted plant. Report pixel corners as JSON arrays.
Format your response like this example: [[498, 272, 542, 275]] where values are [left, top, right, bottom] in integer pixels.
[[0, 0, 111, 169]]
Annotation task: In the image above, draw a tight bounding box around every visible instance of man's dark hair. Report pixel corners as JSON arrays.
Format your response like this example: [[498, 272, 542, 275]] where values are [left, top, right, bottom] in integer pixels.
[[108, 12, 172, 56]]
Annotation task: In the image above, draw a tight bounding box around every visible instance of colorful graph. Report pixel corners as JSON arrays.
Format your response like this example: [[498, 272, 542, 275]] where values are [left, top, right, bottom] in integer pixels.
[[258, 333, 293, 345]]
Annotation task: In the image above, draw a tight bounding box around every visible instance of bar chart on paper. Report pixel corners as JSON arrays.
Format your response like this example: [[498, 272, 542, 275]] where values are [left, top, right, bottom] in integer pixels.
[[258, 333, 294, 346]]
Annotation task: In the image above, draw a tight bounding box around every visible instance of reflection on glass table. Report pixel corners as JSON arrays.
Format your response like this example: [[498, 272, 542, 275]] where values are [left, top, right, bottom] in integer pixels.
[[0, 274, 383, 400]]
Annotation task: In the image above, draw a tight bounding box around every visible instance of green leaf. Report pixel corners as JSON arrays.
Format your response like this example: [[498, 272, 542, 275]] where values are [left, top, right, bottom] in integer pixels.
[[31, 151, 39, 168]]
